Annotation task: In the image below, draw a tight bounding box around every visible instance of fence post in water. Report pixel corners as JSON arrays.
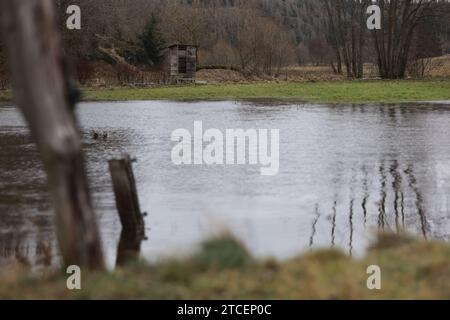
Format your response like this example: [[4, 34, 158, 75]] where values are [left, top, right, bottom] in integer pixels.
[[109, 155, 146, 265], [0, 0, 105, 270]]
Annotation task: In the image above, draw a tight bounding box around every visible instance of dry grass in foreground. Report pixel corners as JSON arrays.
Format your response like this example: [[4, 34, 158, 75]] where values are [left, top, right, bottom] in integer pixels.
[[0, 233, 449, 299]]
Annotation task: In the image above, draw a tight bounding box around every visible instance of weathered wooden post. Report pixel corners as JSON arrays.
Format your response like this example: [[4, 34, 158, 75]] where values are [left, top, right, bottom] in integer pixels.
[[108, 155, 146, 266], [0, 0, 104, 270], [116, 229, 144, 267]]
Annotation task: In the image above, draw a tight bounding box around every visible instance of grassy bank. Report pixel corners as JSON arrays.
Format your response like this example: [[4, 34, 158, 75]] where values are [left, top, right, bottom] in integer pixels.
[[1, 234, 449, 299], [2, 80, 450, 105], [82, 80, 450, 104]]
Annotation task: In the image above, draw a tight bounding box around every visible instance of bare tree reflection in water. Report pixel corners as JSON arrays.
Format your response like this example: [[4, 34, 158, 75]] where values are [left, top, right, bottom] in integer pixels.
[[348, 167, 357, 256], [330, 200, 337, 248], [390, 160, 402, 233], [348, 199, 354, 256], [401, 192, 406, 230], [329, 161, 345, 249], [0, 233, 27, 267], [0, 232, 55, 268], [309, 204, 320, 249], [361, 165, 369, 229], [405, 165, 428, 239], [14, 240, 30, 267], [35, 237, 52, 267], [322, 159, 432, 254], [378, 162, 388, 231]]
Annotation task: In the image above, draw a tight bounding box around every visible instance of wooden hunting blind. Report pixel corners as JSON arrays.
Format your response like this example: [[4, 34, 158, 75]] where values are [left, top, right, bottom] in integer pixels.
[[167, 44, 198, 82]]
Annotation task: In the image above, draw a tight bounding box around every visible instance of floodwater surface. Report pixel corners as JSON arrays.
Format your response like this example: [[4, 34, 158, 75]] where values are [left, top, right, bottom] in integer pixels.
[[1, 100, 450, 268]]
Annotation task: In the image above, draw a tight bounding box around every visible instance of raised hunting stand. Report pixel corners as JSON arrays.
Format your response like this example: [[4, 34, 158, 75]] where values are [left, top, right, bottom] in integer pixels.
[[167, 44, 198, 84]]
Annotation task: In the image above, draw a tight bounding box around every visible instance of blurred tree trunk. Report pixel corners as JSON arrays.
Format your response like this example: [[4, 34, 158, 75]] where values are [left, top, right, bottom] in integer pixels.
[[0, 0, 104, 270]]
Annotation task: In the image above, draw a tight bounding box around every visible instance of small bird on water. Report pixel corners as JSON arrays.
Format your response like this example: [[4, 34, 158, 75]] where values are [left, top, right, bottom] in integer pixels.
[[92, 131, 108, 141]]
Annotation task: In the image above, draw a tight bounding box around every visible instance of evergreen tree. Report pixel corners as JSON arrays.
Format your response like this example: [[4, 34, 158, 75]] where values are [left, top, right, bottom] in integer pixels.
[[137, 15, 166, 67]]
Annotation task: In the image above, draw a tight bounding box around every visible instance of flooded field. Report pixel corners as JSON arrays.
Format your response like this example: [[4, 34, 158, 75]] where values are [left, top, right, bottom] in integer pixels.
[[1, 100, 450, 268]]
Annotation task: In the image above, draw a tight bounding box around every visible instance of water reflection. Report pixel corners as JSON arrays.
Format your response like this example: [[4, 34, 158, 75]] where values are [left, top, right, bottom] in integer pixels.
[[312, 160, 433, 256], [361, 165, 369, 228], [0, 232, 56, 269], [390, 160, 401, 233], [348, 198, 354, 256], [378, 162, 387, 231], [330, 200, 337, 248], [1, 101, 450, 268], [308, 204, 320, 249], [405, 165, 428, 239]]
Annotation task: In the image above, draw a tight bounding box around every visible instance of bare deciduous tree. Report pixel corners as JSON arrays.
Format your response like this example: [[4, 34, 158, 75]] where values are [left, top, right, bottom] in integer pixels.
[[321, 0, 371, 78], [371, 0, 437, 79], [235, 9, 296, 76]]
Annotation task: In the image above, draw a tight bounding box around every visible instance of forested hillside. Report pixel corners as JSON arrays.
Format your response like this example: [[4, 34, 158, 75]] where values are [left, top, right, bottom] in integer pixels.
[[0, 0, 449, 87], [54, 0, 326, 65]]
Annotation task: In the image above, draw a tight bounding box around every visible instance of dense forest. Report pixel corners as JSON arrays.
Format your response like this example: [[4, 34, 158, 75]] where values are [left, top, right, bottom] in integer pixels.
[[0, 0, 449, 87]]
